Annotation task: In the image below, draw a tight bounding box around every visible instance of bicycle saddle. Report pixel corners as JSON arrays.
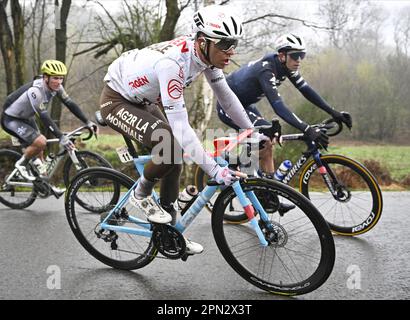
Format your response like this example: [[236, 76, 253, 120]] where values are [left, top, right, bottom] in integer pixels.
[[95, 110, 107, 127]]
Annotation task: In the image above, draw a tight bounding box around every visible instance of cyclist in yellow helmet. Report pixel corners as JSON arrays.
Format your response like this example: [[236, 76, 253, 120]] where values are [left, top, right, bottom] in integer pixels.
[[0, 59, 98, 197]]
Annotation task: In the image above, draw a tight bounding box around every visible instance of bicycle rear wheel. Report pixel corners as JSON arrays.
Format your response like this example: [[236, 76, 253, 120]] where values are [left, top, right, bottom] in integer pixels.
[[0, 149, 37, 209], [300, 154, 383, 236], [65, 167, 157, 270], [212, 178, 335, 296]]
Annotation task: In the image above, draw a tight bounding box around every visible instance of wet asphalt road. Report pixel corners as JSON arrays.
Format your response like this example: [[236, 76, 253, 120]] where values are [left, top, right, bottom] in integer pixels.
[[0, 191, 409, 301]]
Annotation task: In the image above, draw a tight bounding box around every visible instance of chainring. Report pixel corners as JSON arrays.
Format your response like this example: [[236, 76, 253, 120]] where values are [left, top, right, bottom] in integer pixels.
[[152, 224, 186, 259], [33, 179, 51, 198]]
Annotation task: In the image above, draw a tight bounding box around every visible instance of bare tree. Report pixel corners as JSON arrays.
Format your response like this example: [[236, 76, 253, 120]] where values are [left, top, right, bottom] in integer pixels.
[[0, 0, 26, 93], [74, 0, 191, 58], [28, 0, 49, 75], [394, 7, 410, 57], [49, 0, 71, 139]]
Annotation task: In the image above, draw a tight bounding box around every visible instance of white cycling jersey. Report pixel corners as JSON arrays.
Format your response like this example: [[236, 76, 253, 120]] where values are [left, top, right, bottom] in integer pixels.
[[104, 34, 253, 176]]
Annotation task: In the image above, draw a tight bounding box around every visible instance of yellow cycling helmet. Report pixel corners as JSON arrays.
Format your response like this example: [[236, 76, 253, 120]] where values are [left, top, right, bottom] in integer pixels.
[[41, 60, 67, 76]]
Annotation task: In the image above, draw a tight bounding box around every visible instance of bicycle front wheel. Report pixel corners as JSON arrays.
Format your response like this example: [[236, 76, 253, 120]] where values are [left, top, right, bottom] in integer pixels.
[[64, 150, 113, 212], [63, 150, 113, 186], [212, 178, 335, 296], [65, 167, 157, 270], [0, 149, 37, 209], [299, 154, 383, 236]]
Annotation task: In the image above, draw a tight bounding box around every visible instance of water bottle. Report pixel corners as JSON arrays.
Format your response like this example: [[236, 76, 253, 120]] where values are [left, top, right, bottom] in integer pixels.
[[274, 160, 292, 181], [177, 185, 198, 212], [44, 153, 56, 172]]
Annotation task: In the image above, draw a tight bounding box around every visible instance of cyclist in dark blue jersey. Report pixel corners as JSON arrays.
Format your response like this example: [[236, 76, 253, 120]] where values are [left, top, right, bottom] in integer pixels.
[[217, 33, 352, 174]]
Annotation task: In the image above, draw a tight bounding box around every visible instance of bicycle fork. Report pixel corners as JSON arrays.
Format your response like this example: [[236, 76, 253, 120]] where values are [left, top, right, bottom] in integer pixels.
[[68, 150, 83, 171], [313, 153, 339, 197], [231, 182, 269, 247]]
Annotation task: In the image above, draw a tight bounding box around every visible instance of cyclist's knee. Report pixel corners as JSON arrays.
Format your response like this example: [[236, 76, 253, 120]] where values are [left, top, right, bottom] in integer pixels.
[[32, 135, 47, 150]]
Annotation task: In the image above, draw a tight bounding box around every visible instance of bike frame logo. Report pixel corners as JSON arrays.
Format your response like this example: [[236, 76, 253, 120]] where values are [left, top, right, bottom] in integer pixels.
[[282, 155, 308, 185]]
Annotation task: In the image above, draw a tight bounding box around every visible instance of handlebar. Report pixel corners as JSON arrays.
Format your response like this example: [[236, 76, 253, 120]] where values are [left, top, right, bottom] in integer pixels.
[[312, 118, 343, 137], [280, 117, 344, 142], [46, 125, 95, 144], [66, 125, 94, 141]]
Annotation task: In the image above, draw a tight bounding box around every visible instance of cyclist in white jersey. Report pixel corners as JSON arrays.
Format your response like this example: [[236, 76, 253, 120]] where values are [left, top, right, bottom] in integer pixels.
[[100, 5, 269, 255]]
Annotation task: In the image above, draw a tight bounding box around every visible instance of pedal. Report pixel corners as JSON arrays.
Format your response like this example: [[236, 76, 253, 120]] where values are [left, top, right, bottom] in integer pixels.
[[50, 188, 66, 199]]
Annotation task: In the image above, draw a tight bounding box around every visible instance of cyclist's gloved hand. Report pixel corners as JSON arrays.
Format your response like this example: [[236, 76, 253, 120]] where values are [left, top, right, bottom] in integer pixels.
[[210, 165, 238, 186], [87, 120, 99, 135], [304, 126, 329, 150], [259, 118, 282, 146], [331, 110, 352, 129], [59, 134, 76, 151], [259, 119, 281, 139]]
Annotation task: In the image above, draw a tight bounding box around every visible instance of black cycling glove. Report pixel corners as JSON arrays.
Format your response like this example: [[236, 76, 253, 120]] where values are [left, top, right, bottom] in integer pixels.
[[331, 111, 353, 129], [304, 126, 329, 150]]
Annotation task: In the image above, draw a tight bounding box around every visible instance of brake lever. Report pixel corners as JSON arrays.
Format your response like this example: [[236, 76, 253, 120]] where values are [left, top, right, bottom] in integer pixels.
[[273, 133, 282, 147]]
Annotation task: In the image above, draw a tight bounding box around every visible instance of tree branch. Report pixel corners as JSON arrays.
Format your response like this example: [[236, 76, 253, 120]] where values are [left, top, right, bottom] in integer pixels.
[[244, 12, 341, 31]]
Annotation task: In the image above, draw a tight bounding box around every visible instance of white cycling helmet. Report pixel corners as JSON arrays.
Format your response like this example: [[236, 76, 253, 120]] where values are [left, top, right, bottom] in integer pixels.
[[275, 33, 306, 52], [192, 5, 243, 40]]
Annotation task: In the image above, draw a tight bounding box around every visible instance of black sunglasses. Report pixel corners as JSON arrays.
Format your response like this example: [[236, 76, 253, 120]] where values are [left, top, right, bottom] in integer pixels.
[[288, 51, 306, 61], [205, 37, 238, 52]]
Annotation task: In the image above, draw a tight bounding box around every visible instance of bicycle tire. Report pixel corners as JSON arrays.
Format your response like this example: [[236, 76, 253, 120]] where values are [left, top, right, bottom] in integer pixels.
[[63, 150, 113, 213], [299, 154, 383, 236], [212, 178, 335, 296], [65, 167, 157, 270], [63, 150, 113, 186], [0, 149, 37, 209]]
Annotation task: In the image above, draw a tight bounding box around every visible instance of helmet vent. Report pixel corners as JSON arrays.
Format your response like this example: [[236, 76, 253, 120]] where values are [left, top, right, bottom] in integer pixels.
[[213, 30, 229, 37], [194, 12, 204, 28], [231, 17, 238, 34], [222, 22, 231, 36]]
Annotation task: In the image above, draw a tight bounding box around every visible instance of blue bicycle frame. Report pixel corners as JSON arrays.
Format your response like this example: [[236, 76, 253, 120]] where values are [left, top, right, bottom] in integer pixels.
[[100, 154, 269, 246]]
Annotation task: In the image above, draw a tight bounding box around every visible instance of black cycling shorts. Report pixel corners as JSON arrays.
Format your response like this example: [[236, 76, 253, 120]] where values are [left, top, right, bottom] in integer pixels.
[[1, 113, 40, 147], [216, 102, 270, 130]]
